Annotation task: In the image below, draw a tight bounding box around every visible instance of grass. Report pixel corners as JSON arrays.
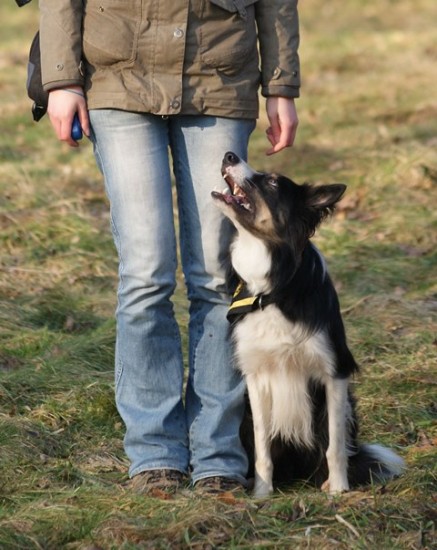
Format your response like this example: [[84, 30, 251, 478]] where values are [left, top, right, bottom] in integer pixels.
[[0, 0, 436, 548]]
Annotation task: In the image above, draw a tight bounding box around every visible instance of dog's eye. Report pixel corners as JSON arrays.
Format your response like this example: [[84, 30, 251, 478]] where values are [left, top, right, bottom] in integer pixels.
[[268, 178, 278, 188]]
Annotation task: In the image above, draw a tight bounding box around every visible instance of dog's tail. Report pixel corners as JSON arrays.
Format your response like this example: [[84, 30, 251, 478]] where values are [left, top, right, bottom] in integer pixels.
[[348, 444, 405, 486]]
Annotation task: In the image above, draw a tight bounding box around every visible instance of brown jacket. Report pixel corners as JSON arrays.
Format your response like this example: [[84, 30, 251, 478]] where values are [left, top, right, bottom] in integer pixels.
[[39, 0, 300, 120]]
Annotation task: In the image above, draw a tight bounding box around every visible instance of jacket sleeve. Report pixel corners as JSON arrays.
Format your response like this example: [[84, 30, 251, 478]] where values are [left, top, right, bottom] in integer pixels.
[[39, 0, 84, 91], [255, 0, 300, 98]]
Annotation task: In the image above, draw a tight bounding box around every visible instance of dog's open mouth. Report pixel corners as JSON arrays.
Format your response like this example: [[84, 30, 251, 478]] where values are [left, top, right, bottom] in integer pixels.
[[212, 171, 252, 211]]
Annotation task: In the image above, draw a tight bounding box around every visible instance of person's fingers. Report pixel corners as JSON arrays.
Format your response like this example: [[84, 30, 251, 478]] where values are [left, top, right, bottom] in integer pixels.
[[265, 97, 299, 155], [47, 88, 87, 147], [78, 104, 91, 137], [266, 120, 298, 155]]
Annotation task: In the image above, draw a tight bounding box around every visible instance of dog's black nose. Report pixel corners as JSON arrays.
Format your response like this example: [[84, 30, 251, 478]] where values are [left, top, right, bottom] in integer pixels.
[[223, 151, 240, 166]]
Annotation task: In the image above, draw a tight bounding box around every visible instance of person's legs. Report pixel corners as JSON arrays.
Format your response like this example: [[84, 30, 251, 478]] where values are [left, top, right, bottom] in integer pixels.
[[169, 116, 256, 485], [89, 110, 189, 478]]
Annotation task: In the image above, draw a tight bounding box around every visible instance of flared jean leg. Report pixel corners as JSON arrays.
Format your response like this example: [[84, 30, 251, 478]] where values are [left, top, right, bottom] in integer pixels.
[[90, 110, 189, 477], [169, 116, 256, 484]]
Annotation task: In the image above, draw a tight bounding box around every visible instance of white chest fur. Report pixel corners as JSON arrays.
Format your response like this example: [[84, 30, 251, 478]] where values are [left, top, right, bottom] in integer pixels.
[[230, 232, 272, 295], [233, 304, 335, 447], [230, 230, 335, 446]]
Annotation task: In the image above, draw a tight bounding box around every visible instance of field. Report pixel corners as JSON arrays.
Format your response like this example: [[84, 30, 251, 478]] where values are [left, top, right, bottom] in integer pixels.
[[0, 0, 436, 548]]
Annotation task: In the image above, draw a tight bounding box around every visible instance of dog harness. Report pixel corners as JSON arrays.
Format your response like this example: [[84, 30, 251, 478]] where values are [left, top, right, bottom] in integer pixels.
[[227, 280, 275, 323]]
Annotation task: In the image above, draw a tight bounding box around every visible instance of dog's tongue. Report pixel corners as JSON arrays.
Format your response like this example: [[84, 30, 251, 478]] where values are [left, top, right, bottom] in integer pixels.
[[234, 194, 246, 205], [223, 193, 244, 205]]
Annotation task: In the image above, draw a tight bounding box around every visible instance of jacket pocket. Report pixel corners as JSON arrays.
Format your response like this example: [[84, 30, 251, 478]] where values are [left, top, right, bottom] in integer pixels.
[[82, 0, 141, 68], [201, 0, 258, 76], [209, 0, 258, 17]]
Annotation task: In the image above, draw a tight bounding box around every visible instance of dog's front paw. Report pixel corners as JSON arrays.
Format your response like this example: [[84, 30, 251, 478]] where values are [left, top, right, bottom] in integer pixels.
[[321, 478, 349, 495], [253, 479, 273, 498]]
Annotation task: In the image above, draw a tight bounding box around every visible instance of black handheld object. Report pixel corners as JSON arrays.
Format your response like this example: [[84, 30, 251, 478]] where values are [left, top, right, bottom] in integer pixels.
[[71, 114, 83, 141], [16, 0, 33, 6]]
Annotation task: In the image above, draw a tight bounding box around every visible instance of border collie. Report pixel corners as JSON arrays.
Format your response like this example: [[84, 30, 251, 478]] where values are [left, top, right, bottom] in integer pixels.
[[212, 152, 404, 497]]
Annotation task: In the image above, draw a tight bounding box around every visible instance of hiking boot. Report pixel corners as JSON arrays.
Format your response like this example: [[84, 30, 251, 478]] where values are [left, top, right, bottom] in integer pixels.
[[128, 469, 185, 495], [194, 476, 246, 496]]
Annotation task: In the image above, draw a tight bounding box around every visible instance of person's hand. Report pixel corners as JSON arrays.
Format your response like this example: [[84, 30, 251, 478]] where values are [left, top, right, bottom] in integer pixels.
[[265, 97, 299, 155], [47, 86, 90, 147]]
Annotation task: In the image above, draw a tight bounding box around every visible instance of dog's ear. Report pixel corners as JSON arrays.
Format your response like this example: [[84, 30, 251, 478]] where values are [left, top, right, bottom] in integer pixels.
[[306, 184, 346, 211]]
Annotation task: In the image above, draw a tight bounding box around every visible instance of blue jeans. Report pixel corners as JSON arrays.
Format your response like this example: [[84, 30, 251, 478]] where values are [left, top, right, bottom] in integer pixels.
[[89, 110, 255, 483]]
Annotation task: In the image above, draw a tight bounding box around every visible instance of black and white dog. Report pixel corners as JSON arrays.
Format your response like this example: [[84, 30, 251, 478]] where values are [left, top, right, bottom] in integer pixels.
[[212, 152, 404, 497]]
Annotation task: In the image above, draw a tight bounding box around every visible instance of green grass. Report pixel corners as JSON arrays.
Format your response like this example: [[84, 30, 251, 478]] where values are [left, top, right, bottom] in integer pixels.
[[1, 0, 436, 548]]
